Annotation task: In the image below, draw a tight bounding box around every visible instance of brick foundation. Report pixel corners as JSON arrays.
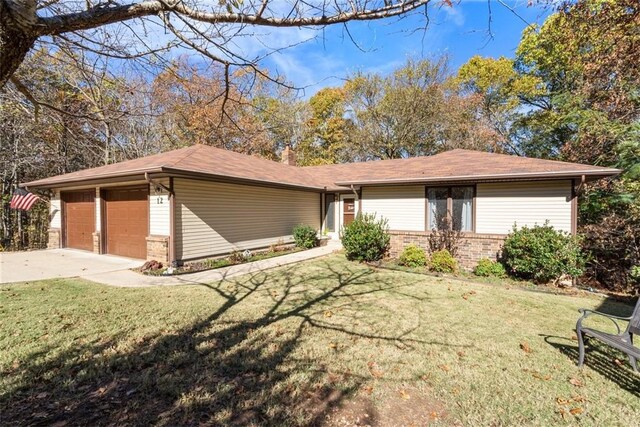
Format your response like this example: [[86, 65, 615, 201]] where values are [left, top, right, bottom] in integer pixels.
[[388, 231, 506, 270], [48, 228, 61, 249], [92, 232, 101, 254], [146, 235, 169, 263]]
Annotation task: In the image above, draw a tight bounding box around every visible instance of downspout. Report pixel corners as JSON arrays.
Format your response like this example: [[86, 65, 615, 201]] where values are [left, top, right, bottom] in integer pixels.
[[578, 174, 586, 194], [350, 185, 361, 216], [571, 175, 585, 288], [145, 173, 173, 195]]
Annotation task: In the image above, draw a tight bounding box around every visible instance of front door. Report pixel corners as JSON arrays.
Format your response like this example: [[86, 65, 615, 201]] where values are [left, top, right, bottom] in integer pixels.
[[343, 198, 355, 226]]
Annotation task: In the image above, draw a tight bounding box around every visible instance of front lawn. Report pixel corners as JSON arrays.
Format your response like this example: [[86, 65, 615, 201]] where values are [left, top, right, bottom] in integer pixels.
[[1, 254, 638, 426]]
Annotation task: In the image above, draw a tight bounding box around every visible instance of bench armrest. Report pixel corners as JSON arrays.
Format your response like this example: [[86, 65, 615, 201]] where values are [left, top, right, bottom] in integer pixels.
[[578, 309, 632, 321], [577, 309, 631, 335]]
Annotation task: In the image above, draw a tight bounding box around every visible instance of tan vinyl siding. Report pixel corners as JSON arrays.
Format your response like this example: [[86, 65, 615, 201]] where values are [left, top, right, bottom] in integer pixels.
[[361, 186, 425, 231], [149, 178, 170, 236], [50, 191, 61, 229], [175, 178, 320, 260], [476, 180, 572, 234]]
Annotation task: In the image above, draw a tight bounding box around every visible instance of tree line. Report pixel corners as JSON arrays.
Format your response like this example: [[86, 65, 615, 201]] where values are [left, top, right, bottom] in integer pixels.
[[1, 0, 638, 292]]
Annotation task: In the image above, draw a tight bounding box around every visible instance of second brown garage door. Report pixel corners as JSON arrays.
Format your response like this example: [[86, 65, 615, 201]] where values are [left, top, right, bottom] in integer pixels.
[[104, 186, 148, 259]]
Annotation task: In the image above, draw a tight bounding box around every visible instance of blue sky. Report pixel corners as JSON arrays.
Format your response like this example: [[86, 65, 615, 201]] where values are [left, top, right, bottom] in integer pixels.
[[256, 0, 551, 96]]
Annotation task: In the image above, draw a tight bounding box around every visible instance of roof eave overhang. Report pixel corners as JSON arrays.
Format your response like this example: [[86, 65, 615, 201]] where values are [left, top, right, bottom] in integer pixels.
[[334, 170, 622, 187], [22, 166, 325, 192], [21, 167, 165, 189]]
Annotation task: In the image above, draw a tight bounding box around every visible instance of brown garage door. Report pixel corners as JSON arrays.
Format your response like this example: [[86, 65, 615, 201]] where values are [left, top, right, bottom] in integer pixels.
[[105, 186, 148, 259], [62, 190, 95, 251]]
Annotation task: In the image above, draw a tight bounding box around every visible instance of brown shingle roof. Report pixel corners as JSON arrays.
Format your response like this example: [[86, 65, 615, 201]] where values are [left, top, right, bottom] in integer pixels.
[[24, 145, 322, 190], [24, 145, 620, 190], [305, 149, 620, 190]]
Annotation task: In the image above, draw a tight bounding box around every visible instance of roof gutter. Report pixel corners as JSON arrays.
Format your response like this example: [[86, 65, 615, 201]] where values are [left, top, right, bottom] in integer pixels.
[[158, 167, 326, 192], [21, 166, 325, 192], [334, 169, 622, 186], [21, 166, 165, 188]]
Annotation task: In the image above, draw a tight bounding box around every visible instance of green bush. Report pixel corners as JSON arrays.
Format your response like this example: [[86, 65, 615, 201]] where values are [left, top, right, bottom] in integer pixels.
[[399, 244, 428, 268], [502, 223, 586, 283], [292, 224, 318, 249], [630, 265, 640, 285], [429, 249, 458, 273], [342, 213, 390, 262], [474, 258, 507, 278]]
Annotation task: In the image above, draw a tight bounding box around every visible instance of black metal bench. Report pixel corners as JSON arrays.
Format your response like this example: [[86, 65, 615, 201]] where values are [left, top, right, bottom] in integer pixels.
[[576, 297, 640, 371]]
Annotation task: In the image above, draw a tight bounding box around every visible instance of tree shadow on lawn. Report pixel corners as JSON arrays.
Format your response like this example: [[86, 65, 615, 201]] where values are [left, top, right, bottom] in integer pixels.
[[543, 335, 640, 397], [542, 295, 640, 397], [0, 260, 446, 426]]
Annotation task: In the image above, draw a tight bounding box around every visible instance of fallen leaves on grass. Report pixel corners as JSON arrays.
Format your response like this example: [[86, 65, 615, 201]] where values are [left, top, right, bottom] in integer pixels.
[[570, 407, 584, 416], [367, 361, 384, 378], [520, 342, 533, 354], [461, 291, 477, 300], [531, 371, 551, 381], [556, 395, 586, 420], [568, 377, 584, 387]]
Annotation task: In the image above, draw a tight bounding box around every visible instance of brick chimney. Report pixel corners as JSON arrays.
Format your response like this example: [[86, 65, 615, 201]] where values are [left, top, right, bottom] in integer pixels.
[[281, 145, 296, 166]]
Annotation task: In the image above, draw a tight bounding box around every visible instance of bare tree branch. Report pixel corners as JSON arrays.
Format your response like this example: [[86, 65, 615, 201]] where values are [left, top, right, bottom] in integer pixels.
[[38, 0, 431, 36]]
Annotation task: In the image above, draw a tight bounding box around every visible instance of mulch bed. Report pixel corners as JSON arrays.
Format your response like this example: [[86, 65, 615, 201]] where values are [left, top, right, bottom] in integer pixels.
[[135, 246, 303, 276]]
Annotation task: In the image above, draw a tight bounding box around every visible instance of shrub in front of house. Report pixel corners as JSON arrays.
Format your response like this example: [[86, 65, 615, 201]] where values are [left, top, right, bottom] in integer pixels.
[[342, 213, 390, 262], [429, 249, 458, 273], [631, 265, 640, 285], [474, 258, 507, 278], [399, 244, 428, 268], [292, 224, 318, 249], [502, 223, 585, 284]]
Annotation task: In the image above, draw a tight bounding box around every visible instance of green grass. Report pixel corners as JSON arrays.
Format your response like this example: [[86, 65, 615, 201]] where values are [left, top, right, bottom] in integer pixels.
[[1, 254, 639, 426]]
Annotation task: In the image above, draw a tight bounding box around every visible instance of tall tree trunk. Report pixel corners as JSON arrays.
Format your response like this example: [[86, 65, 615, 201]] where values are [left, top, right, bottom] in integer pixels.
[[0, 0, 38, 88]]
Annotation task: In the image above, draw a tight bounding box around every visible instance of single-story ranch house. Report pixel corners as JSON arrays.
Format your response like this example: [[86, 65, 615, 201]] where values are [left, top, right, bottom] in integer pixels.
[[23, 145, 620, 268]]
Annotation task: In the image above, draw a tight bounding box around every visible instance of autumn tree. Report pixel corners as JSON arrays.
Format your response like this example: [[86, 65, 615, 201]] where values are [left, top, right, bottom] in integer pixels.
[[296, 87, 351, 165], [151, 59, 275, 157], [345, 57, 499, 160], [253, 86, 310, 161], [515, 0, 639, 163], [455, 55, 542, 155]]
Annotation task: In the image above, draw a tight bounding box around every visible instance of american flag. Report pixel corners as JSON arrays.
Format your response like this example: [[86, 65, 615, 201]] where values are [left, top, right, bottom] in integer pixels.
[[10, 188, 40, 211]]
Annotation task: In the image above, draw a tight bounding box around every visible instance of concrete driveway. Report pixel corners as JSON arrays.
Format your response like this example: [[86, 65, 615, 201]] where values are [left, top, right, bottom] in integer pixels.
[[0, 249, 144, 284]]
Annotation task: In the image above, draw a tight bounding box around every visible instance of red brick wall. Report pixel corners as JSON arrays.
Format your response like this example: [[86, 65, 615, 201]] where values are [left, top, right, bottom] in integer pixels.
[[388, 231, 506, 270]]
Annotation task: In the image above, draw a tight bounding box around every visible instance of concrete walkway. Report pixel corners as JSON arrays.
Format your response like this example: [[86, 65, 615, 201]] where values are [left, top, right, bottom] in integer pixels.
[[81, 241, 342, 287], [0, 249, 143, 284]]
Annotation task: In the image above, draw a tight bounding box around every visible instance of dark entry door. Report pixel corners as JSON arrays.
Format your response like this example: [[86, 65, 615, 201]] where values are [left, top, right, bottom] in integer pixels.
[[343, 198, 355, 226]]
